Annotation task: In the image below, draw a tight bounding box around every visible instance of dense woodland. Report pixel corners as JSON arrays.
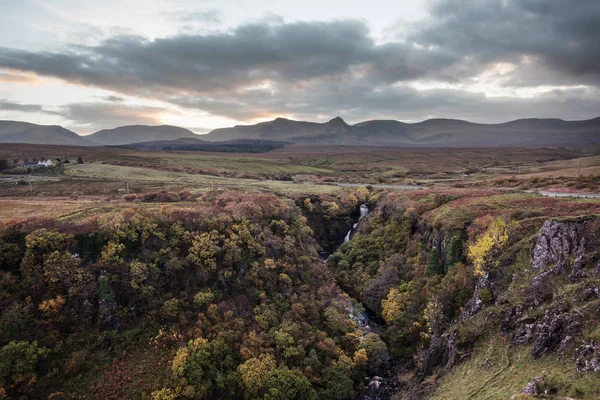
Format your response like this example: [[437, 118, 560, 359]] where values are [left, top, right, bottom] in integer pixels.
[[1, 188, 600, 399]]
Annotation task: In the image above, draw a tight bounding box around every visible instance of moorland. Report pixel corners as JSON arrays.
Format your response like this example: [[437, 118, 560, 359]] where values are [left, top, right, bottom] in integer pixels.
[[1, 141, 600, 400]]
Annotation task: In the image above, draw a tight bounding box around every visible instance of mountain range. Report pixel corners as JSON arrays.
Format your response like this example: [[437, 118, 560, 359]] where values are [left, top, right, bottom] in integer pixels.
[[1, 116, 599, 147]]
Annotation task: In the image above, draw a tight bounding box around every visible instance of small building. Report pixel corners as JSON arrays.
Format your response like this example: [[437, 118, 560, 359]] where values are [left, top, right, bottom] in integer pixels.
[[37, 160, 53, 167], [22, 162, 38, 168]]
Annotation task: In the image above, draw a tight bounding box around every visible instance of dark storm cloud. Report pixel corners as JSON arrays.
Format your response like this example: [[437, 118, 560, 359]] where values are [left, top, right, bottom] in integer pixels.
[[0, 1, 598, 123], [0, 20, 379, 95], [409, 0, 600, 86]]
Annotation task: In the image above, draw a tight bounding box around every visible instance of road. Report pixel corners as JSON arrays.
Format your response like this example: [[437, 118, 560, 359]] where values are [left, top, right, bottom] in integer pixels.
[[532, 190, 600, 199], [337, 183, 425, 190]]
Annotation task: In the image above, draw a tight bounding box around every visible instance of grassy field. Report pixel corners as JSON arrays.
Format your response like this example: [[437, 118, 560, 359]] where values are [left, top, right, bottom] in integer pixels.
[[1, 143, 599, 220], [2, 143, 598, 184], [64, 163, 341, 195]]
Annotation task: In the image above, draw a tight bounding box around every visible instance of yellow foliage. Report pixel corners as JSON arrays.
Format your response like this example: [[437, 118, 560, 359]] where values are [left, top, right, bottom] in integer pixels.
[[467, 217, 513, 276], [238, 353, 276, 396], [381, 286, 411, 324], [353, 348, 368, 368], [171, 347, 189, 380], [100, 241, 125, 265], [39, 296, 65, 317]]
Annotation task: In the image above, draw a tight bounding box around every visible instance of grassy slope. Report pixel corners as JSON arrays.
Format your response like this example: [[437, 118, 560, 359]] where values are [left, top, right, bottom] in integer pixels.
[[429, 334, 600, 400]]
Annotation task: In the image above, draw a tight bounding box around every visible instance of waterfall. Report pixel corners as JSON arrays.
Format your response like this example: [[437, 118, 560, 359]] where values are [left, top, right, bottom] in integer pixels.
[[359, 204, 369, 219], [344, 204, 369, 243], [344, 230, 352, 243]]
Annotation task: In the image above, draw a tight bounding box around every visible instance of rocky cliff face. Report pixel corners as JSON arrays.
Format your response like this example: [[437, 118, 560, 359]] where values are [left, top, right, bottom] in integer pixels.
[[530, 219, 588, 276], [418, 217, 600, 390]]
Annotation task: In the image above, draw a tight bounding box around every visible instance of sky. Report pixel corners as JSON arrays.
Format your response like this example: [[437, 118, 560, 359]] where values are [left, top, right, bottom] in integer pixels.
[[0, 0, 599, 135]]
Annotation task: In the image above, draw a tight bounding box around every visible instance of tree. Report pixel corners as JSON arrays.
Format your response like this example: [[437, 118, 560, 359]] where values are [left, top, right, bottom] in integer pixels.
[[357, 333, 389, 374], [0, 340, 47, 396], [173, 338, 238, 398], [187, 231, 221, 273], [193, 289, 214, 307], [238, 354, 276, 397], [427, 248, 443, 275], [318, 368, 354, 400], [381, 283, 413, 324], [0, 159, 10, 171], [264, 367, 316, 400], [77, 155, 84, 164], [303, 198, 313, 212], [468, 217, 513, 276], [446, 234, 463, 266]]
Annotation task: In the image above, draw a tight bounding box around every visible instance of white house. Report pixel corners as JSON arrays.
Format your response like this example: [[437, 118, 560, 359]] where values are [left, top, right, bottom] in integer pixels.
[[37, 160, 54, 167]]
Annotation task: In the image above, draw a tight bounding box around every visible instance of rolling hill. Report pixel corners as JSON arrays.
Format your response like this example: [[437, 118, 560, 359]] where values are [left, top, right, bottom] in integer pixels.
[[2, 117, 599, 147], [206, 116, 600, 146], [0, 121, 95, 146], [86, 125, 200, 145]]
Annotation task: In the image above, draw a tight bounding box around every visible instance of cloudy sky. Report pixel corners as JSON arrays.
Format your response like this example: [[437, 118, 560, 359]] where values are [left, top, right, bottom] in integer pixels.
[[0, 0, 599, 134]]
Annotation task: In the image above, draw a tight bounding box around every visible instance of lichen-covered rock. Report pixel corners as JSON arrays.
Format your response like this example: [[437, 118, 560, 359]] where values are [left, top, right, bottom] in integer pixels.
[[461, 274, 491, 320], [521, 376, 542, 395], [419, 331, 457, 375], [575, 341, 600, 373], [526, 271, 554, 307], [511, 310, 581, 358], [530, 220, 586, 276]]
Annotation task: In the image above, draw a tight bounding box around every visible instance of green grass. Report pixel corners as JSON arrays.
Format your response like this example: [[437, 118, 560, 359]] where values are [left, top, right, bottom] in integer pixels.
[[152, 152, 335, 175], [65, 163, 341, 195], [429, 335, 600, 400]]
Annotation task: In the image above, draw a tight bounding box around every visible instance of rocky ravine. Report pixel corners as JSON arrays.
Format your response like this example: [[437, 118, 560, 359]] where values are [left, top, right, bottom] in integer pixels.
[[414, 218, 600, 398]]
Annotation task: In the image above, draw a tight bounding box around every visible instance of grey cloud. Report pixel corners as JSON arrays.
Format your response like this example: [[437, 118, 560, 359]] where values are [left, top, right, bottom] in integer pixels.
[[0, 20, 377, 96], [409, 0, 600, 86], [0, 99, 44, 113], [99, 95, 125, 102], [173, 80, 600, 124], [174, 9, 224, 24], [58, 102, 164, 132], [0, 3, 598, 124], [0, 99, 60, 115]]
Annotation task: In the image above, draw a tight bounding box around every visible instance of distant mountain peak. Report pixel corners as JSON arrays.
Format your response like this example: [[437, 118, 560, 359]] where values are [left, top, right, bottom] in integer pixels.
[[327, 116, 348, 126]]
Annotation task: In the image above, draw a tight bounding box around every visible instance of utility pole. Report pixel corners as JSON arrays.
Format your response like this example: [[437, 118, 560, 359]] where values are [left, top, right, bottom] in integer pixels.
[[577, 160, 582, 176], [126, 182, 129, 194]]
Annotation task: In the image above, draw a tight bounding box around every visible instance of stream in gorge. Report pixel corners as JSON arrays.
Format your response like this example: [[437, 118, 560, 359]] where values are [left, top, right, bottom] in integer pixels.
[[326, 203, 392, 399]]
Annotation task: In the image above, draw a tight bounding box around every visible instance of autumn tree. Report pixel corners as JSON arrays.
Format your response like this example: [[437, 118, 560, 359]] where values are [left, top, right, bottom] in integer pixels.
[[238, 353, 276, 397], [468, 217, 513, 276]]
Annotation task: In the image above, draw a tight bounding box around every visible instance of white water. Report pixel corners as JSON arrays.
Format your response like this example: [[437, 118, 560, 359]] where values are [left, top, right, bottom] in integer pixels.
[[344, 204, 369, 243], [359, 204, 369, 219]]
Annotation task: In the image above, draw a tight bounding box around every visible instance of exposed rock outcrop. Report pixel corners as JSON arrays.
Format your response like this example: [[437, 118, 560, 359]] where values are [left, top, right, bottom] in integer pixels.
[[460, 274, 491, 320], [575, 341, 600, 373], [511, 309, 581, 358], [530, 220, 586, 276], [419, 331, 457, 375]]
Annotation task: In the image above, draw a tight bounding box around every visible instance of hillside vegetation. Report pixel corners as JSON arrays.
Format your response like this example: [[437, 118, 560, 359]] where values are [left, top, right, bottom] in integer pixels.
[[1, 187, 600, 399]]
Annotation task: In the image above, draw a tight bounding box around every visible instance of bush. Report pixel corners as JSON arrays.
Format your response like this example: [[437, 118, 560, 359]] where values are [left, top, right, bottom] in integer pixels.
[[479, 288, 493, 303]]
